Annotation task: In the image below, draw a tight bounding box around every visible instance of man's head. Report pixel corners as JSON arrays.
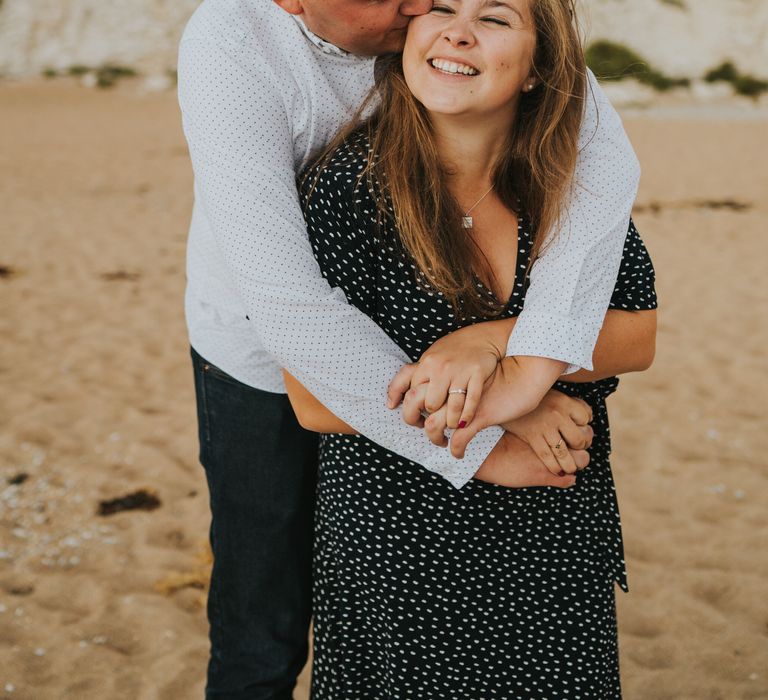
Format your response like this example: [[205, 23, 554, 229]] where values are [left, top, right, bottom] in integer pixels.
[[274, 0, 433, 56]]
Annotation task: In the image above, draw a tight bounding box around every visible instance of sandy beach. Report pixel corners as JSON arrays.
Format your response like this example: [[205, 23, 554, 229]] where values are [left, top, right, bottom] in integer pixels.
[[0, 80, 766, 699]]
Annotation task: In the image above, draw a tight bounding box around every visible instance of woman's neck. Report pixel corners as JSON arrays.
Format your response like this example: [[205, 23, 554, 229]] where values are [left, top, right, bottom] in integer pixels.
[[430, 110, 514, 196]]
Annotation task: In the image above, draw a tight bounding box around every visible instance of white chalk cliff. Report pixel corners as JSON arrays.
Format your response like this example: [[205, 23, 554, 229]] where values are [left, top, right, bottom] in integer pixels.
[[0, 0, 766, 80]]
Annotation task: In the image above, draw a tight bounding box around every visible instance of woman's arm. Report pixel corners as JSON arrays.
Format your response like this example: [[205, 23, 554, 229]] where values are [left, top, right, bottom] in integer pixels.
[[561, 309, 656, 383], [282, 370, 357, 434], [392, 306, 656, 424]]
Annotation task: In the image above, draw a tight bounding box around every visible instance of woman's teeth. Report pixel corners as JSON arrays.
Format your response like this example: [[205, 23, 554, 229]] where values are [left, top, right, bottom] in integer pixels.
[[430, 58, 479, 76]]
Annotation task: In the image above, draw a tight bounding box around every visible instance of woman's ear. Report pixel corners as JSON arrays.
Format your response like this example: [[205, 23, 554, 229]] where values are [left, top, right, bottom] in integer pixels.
[[273, 0, 304, 15]]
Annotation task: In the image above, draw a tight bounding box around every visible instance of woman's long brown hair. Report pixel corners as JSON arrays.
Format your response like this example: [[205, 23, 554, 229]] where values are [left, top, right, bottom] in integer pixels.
[[310, 0, 588, 319]]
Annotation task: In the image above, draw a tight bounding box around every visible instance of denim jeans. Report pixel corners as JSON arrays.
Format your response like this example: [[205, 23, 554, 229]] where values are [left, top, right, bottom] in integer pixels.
[[191, 348, 319, 700]]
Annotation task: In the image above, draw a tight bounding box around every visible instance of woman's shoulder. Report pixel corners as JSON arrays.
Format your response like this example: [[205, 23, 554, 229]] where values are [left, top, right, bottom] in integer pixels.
[[300, 128, 374, 199]]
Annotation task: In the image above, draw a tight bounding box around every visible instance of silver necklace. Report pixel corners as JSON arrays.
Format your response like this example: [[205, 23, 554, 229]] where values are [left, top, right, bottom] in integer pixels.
[[461, 184, 495, 229]]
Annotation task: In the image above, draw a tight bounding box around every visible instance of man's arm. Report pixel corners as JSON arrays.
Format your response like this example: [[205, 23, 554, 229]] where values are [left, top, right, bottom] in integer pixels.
[[506, 69, 641, 373], [177, 34, 502, 489], [283, 369, 585, 490]]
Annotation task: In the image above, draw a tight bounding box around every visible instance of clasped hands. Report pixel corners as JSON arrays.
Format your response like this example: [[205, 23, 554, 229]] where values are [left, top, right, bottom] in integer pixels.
[[386, 319, 593, 488]]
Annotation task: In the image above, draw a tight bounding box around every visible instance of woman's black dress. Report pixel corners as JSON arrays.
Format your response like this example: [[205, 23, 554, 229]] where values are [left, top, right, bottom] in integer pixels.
[[300, 134, 657, 700]]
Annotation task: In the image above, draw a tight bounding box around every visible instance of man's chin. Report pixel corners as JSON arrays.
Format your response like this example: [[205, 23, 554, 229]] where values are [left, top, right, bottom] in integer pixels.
[[378, 35, 407, 56]]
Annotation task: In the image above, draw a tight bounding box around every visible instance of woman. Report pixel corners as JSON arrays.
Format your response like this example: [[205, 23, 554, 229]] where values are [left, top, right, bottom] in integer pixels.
[[288, 0, 657, 696]]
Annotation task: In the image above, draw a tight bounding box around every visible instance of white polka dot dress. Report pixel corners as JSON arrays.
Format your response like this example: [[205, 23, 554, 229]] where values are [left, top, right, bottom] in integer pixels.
[[300, 134, 658, 699]]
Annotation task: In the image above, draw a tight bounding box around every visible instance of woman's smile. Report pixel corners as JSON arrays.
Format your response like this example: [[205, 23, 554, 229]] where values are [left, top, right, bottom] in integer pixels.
[[428, 57, 481, 77]]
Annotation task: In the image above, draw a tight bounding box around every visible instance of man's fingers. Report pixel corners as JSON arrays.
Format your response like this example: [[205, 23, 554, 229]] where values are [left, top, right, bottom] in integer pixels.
[[543, 472, 577, 489], [424, 375, 451, 414], [424, 407, 449, 447], [401, 383, 429, 427], [457, 373, 484, 429], [387, 364, 418, 409]]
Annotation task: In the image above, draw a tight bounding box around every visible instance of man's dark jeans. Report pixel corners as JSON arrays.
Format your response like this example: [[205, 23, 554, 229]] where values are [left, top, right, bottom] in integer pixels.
[[191, 348, 319, 700]]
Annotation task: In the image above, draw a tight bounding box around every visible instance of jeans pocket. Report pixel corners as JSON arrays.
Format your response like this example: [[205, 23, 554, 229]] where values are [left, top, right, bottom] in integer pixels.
[[201, 359, 249, 390]]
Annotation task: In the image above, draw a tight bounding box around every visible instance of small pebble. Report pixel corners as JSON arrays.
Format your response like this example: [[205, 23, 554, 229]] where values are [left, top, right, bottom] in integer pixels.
[[706, 428, 720, 441], [61, 536, 80, 548], [14, 607, 24, 617], [78, 640, 88, 648], [0, 603, 6, 613], [33, 648, 46, 657], [0, 551, 12, 560], [69, 556, 80, 566], [707, 484, 727, 495], [12, 528, 28, 539], [734, 489, 746, 500], [92, 636, 107, 645], [749, 673, 758, 681], [5, 683, 15, 693]]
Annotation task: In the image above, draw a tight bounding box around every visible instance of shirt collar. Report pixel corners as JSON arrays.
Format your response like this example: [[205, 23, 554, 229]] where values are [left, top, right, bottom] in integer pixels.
[[292, 16, 351, 58]]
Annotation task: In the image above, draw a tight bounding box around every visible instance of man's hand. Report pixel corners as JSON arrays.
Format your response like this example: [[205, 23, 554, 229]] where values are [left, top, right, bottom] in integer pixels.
[[473, 432, 588, 488], [449, 356, 566, 458], [387, 318, 515, 429], [503, 390, 593, 476]]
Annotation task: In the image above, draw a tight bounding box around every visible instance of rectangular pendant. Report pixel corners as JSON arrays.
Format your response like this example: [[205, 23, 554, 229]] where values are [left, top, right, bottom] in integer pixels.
[[462, 216, 473, 229]]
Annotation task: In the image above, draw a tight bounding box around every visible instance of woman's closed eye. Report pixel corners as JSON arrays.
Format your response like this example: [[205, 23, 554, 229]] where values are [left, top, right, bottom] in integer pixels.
[[430, 5, 512, 27]]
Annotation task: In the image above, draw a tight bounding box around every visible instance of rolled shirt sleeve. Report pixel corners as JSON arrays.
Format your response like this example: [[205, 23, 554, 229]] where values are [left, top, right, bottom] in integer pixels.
[[506, 69, 641, 374]]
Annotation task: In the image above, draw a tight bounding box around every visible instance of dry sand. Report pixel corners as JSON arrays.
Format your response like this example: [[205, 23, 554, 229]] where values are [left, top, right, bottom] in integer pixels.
[[0, 80, 766, 699]]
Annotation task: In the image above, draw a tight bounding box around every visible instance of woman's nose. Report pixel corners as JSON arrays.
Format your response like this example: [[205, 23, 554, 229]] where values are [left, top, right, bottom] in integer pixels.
[[441, 19, 475, 47]]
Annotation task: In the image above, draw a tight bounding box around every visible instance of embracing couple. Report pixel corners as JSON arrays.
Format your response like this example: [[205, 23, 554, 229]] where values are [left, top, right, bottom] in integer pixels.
[[178, 0, 657, 698]]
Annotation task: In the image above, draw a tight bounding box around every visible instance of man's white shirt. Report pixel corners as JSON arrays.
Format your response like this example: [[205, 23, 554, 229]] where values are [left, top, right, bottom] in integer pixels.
[[178, 0, 640, 489]]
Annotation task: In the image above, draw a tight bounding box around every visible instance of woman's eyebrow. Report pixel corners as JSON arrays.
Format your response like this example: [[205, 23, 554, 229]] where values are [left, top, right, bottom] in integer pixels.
[[481, 0, 524, 21]]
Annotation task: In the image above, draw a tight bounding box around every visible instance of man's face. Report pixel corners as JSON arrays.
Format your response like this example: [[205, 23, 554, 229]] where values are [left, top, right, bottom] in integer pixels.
[[280, 0, 434, 56]]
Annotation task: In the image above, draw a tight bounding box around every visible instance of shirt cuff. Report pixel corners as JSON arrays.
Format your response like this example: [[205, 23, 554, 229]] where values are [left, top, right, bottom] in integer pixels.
[[436, 424, 505, 489], [506, 310, 602, 375]]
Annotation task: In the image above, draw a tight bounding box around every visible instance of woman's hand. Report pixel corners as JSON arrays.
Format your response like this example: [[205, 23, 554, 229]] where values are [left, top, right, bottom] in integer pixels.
[[387, 318, 515, 429], [503, 390, 593, 476], [473, 432, 586, 488]]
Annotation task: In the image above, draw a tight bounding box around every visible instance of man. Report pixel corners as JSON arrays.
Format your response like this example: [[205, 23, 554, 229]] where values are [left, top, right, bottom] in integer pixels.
[[177, 1, 639, 697]]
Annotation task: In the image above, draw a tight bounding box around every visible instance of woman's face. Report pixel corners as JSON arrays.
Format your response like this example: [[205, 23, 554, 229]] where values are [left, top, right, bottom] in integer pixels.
[[402, 0, 537, 120]]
